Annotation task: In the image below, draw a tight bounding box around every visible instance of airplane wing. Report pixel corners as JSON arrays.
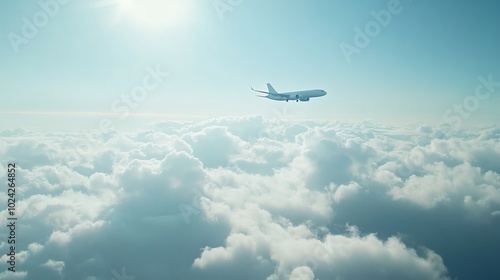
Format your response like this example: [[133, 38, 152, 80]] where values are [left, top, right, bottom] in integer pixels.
[[251, 87, 290, 97], [251, 87, 270, 94]]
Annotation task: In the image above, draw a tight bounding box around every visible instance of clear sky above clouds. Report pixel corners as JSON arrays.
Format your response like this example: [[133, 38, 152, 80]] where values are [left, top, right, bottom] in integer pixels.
[[1, 1, 500, 280], [1, 0, 499, 131]]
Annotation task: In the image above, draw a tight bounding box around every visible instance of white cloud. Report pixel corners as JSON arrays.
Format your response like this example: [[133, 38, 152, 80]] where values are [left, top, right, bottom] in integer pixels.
[[390, 161, 500, 209], [28, 243, 43, 254], [1, 117, 498, 279], [48, 221, 105, 246], [0, 270, 27, 280], [288, 266, 314, 280], [41, 259, 65, 275], [329, 182, 361, 203]]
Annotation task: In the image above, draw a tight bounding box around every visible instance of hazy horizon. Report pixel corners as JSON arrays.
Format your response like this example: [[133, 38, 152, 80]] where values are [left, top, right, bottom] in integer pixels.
[[1, 1, 500, 279]]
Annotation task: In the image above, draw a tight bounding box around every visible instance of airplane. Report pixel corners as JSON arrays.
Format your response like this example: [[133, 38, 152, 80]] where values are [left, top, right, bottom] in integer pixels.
[[251, 83, 327, 102]]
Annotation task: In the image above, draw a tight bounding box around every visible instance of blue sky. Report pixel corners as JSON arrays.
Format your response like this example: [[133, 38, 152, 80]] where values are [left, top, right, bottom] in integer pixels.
[[1, 2, 500, 280], [1, 0, 499, 131]]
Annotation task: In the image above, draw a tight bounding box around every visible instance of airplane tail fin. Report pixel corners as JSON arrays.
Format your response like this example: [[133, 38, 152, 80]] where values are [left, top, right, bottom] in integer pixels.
[[267, 83, 277, 94]]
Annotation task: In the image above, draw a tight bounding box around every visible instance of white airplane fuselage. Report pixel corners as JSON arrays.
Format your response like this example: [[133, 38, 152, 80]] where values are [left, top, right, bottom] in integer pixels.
[[251, 83, 327, 102], [267, 89, 326, 102]]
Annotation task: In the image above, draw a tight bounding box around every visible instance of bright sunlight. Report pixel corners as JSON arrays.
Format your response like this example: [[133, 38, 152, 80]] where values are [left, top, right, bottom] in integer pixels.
[[104, 0, 191, 29]]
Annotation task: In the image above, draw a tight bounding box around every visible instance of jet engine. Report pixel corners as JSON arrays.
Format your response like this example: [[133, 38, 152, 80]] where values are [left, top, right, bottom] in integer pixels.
[[299, 97, 310, 102]]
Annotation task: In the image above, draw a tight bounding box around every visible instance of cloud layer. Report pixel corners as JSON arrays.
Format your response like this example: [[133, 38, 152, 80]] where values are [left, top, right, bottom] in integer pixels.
[[1, 115, 499, 279]]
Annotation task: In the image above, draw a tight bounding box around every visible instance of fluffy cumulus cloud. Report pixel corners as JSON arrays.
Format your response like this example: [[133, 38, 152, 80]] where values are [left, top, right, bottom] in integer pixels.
[[0, 115, 499, 279]]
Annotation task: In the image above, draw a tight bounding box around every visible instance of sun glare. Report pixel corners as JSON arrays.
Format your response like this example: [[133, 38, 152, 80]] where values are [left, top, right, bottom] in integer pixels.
[[113, 0, 190, 29]]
